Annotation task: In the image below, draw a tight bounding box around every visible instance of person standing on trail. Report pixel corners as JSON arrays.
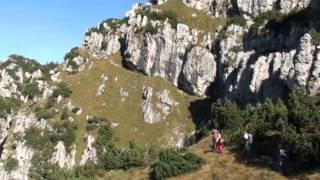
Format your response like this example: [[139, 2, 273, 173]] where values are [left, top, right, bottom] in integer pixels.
[[211, 130, 224, 153], [244, 131, 253, 153], [216, 137, 224, 153], [211, 130, 218, 152]]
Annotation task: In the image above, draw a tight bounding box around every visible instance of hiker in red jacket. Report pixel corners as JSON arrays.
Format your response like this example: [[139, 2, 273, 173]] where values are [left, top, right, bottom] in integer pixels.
[[211, 130, 224, 153], [216, 138, 224, 153]]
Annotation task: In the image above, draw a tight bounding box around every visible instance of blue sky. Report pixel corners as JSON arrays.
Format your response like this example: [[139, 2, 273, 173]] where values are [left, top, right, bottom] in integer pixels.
[[0, 0, 147, 64]]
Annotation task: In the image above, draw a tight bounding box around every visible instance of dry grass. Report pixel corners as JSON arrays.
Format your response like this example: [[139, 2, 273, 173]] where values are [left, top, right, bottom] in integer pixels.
[[157, 0, 226, 40]]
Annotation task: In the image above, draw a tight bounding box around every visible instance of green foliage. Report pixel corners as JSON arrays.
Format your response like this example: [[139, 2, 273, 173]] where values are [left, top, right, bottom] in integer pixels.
[[309, 28, 320, 45], [34, 107, 55, 120], [85, 18, 129, 36], [24, 127, 52, 150], [75, 161, 98, 178], [95, 123, 182, 175], [51, 121, 77, 152], [71, 107, 80, 114], [283, 89, 320, 166], [86, 116, 105, 131], [145, 23, 159, 34], [5, 55, 57, 81], [7, 55, 40, 73], [0, 98, 20, 118], [29, 162, 76, 180], [53, 82, 72, 98], [60, 108, 69, 120], [22, 82, 41, 99], [64, 47, 80, 61], [121, 141, 146, 169], [250, 10, 285, 34], [39, 62, 59, 81], [151, 149, 204, 180], [250, 7, 320, 36], [45, 96, 56, 109], [210, 89, 320, 170], [226, 16, 246, 27], [211, 99, 244, 130], [137, 8, 179, 29], [4, 157, 18, 172]]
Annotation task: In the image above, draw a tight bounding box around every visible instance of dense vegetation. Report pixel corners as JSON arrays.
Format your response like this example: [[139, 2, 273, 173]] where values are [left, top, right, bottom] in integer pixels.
[[249, 7, 320, 44], [4, 55, 58, 81], [4, 157, 18, 172], [26, 121, 78, 178], [137, 7, 179, 30], [0, 98, 20, 118], [151, 149, 204, 179], [210, 89, 320, 172], [52, 82, 72, 98], [21, 82, 41, 100], [85, 18, 129, 36], [93, 121, 204, 179]]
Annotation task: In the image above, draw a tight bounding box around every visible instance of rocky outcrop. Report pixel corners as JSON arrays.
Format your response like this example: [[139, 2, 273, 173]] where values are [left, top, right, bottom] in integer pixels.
[[80, 135, 97, 165], [124, 22, 192, 87], [64, 55, 88, 74], [0, 141, 34, 180], [80, 0, 320, 102], [97, 74, 108, 96], [142, 87, 178, 123], [183, 0, 312, 17], [0, 69, 19, 98], [84, 26, 121, 58], [51, 142, 76, 169], [181, 47, 217, 96], [156, 89, 178, 115], [142, 87, 161, 124], [0, 111, 50, 180], [120, 88, 129, 102]]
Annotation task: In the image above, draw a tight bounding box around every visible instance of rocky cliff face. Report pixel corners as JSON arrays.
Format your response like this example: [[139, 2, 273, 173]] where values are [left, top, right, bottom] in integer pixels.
[[82, 0, 320, 102], [183, 0, 312, 17]]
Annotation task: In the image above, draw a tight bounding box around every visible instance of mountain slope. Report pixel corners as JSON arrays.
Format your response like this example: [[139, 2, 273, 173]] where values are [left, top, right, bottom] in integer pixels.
[[0, 0, 320, 179]]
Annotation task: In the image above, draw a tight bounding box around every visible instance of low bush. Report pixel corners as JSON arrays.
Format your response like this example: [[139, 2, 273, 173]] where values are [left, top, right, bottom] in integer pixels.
[[309, 28, 320, 45], [137, 8, 179, 29], [45, 96, 56, 109], [95, 124, 164, 171], [53, 82, 72, 98], [34, 107, 55, 120], [151, 149, 204, 180], [249, 10, 285, 34], [75, 161, 98, 178], [226, 16, 246, 27], [64, 47, 80, 61], [22, 82, 41, 99], [4, 157, 18, 172], [60, 108, 69, 120], [71, 107, 80, 114], [50, 121, 77, 152], [24, 127, 51, 150], [85, 18, 129, 36], [86, 116, 105, 131], [0, 98, 20, 118]]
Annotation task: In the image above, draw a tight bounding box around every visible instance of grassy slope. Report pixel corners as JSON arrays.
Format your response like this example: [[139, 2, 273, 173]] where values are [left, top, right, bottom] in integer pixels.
[[157, 0, 226, 41], [62, 52, 198, 161]]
